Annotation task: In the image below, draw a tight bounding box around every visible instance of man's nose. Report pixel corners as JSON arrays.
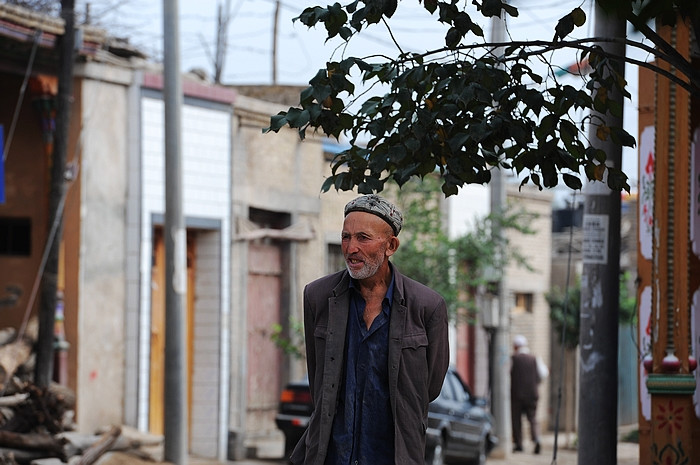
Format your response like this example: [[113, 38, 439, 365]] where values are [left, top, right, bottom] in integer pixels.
[[343, 237, 360, 252]]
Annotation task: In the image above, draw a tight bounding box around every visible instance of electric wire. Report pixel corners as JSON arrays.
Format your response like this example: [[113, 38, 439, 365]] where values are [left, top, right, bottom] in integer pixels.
[[17, 180, 70, 341], [3, 29, 41, 163]]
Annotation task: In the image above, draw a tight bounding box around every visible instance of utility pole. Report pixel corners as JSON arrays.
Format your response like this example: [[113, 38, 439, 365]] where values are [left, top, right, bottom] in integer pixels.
[[162, 1, 187, 464], [214, 0, 231, 84], [488, 7, 511, 459], [271, 0, 280, 84], [578, 4, 625, 465], [36, 0, 75, 389]]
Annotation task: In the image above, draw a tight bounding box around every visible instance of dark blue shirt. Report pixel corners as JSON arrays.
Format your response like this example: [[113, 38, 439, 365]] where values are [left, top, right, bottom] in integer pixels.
[[325, 273, 395, 465]]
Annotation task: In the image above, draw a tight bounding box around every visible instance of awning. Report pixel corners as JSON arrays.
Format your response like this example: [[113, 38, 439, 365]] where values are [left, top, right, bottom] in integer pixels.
[[235, 217, 315, 242]]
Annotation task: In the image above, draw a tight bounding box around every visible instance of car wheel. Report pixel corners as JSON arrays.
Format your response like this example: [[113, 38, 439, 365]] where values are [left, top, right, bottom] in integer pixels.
[[428, 436, 445, 465], [466, 436, 487, 465]]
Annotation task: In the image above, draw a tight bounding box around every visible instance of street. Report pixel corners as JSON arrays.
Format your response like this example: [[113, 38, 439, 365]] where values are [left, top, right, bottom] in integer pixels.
[[189, 429, 640, 465]]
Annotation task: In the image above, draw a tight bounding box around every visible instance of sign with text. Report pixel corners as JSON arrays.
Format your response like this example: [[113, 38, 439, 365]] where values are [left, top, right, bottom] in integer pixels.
[[582, 213, 609, 264]]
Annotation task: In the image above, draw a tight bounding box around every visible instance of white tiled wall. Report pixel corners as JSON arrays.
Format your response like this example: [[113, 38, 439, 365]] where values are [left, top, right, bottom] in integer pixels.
[[135, 96, 231, 458]]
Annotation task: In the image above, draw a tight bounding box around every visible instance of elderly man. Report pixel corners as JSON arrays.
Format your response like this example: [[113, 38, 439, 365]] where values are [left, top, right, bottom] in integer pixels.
[[290, 194, 450, 465], [511, 334, 547, 454]]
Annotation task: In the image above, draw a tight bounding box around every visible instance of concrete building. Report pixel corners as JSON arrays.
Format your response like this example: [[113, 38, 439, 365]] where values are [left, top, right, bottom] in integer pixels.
[[0, 4, 356, 461], [449, 184, 553, 439]]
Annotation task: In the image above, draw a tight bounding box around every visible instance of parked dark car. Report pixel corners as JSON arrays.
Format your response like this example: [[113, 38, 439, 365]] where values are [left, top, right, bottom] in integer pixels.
[[425, 368, 497, 465], [275, 378, 313, 457], [276, 368, 497, 464]]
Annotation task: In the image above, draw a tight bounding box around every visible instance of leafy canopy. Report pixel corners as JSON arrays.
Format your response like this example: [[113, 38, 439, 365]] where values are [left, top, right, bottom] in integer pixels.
[[265, 0, 700, 196]]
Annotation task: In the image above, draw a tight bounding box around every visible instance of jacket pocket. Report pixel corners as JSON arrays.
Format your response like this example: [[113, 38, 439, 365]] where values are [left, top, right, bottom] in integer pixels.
[[401, 332, 428, 349], [314, 325, 328, 339], [400, 332, 430, 402]]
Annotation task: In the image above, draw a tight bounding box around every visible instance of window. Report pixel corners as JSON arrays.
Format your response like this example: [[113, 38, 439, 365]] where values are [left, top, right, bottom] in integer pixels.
[[0, 217, 31, 256], [327, 243, 345, 274], [513, 292, 533, 314]]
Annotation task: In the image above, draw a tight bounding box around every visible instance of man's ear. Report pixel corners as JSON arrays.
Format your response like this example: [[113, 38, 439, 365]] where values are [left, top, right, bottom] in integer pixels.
[[385, 236, 400, 257]]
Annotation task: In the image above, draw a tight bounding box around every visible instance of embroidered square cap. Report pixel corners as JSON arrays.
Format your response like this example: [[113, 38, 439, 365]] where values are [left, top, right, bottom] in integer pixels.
[[344, 194, 403, 235]]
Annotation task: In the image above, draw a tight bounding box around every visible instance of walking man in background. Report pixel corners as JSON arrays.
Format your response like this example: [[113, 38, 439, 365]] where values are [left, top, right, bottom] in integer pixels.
[[511, 334, 548, 454], [290, 194, 450, 465]]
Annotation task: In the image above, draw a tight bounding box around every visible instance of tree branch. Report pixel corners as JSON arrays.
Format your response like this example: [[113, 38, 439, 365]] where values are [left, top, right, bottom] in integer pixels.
[[377, 36, 700, 95], [625, 11, 698, 81]]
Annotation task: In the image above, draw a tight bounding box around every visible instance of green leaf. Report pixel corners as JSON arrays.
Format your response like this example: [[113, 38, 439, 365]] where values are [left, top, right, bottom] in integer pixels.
[[559, 119, 578, 148], [300, 86, 315, 105], [503, 3, 518, 17], [339, 26, 353, 40], [284, 108, 305, 128], [442, 182, 459, 196], [554, 13, 575, 41], [265, 113, 288, 133], [481, 0, 506, 17], [423, 0, 438, 14], [531, 172, 541, 188], [445, 27, 462, 48], [324, 3, 349, 39], [562, 173, 582, 190], [321, 176, 335, 193], [295, 6, 327, 28], [519, 175, 530, 189], [537, 114, 559, 139], [607, 167, 630, 192], [571, 7, 586, 26], [610, 126, 636, 147]]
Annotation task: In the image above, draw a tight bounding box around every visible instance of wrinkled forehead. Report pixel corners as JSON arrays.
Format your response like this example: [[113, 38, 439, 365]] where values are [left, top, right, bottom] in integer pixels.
[[342, 211, 394, 235]]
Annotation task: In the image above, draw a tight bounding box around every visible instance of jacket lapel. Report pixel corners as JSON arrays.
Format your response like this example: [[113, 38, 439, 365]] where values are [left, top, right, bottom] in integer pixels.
[[318, 273, 350, 447], [388, 269, 407, 414]]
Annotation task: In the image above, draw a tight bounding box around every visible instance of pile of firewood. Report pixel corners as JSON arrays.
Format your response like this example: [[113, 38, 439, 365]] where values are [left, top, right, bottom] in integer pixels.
[[0, 319, 164, 465]]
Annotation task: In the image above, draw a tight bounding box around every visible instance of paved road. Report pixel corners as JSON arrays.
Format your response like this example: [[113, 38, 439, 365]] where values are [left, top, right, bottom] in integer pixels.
[[482, 433, 639, 465], [191, 430, 640, 465]]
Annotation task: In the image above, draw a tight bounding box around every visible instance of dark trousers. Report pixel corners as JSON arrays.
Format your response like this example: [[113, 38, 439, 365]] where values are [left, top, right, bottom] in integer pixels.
[[511, 398, 539, 448]]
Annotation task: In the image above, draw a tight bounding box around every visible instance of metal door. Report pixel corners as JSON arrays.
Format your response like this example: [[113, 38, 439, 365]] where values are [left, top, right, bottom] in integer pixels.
[[246, 241, 283, 434]]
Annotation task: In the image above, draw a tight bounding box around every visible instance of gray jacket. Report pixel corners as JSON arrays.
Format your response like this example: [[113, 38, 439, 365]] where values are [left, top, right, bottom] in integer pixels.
[[290, 267, 450, 465]]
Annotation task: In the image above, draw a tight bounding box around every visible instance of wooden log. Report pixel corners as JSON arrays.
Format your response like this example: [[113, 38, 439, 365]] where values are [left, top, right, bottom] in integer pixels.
[[0, 385, 68, 434], [0, 394, 29, 407], [0, 327, 17, 346], [0, 446, 45, 463], [61, 432, 140, 455], [48, 383, 75, 410], [0, 317, 39, 391], [0, 340, 33, 391], [72, 426, 121, 465], [0, 431, 66, 459]]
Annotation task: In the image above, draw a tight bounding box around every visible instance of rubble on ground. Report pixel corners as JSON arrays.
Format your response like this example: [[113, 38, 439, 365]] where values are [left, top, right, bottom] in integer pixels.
[[0, 318, 164, 464]]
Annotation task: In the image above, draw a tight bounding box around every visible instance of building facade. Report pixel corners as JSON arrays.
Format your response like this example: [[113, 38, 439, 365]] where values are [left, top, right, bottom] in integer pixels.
[[0, 4, 357, 460]]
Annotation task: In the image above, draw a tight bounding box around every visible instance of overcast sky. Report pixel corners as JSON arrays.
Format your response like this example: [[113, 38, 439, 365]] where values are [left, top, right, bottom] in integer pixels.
[[77, 0, 611, 85]]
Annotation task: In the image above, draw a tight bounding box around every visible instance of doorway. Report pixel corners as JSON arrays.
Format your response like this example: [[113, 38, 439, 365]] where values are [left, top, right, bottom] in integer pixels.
[[149, 228, 196, 440]]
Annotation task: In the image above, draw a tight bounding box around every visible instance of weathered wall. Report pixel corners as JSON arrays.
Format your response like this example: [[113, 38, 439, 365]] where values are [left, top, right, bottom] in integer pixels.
[[229, 96, 357, 447], [0, 73, 50, 331], [74, 62, 131, 433]]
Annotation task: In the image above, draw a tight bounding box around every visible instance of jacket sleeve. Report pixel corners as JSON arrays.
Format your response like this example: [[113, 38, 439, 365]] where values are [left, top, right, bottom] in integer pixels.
[[426, 298, 450, 402]]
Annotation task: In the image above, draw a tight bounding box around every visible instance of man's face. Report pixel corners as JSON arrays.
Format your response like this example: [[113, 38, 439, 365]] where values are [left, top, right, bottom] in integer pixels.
[[341, 211, 398, 280]]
